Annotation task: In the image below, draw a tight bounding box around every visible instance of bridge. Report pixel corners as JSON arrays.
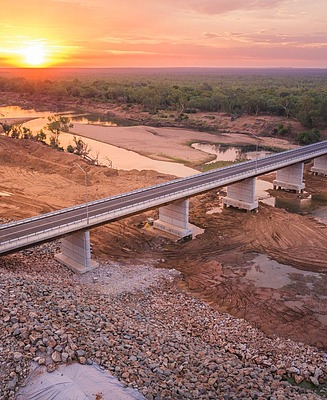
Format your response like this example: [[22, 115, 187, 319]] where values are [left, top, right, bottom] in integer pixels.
[[1, 140, 327, 273]]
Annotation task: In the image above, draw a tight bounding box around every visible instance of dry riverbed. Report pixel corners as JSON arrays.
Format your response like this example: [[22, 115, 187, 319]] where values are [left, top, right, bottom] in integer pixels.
[[1, 103, 327, 398]]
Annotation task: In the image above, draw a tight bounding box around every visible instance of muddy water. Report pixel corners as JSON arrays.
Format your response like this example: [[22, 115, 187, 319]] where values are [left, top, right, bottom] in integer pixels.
[[0, 106, 49, 119], [3, 105, 327, 222], [0, 106, 195, 177], [191, 142, 272, 163], [22, 116, 197, 178], [245, 253, 324, 289]]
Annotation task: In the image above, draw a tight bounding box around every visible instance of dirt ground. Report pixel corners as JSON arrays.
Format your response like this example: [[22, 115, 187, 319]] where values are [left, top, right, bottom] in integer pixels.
[[1, 105, 327, 351]]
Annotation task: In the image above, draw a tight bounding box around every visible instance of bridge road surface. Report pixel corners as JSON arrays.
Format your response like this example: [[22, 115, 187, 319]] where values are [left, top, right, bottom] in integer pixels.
[[1, 140, 327, 255]]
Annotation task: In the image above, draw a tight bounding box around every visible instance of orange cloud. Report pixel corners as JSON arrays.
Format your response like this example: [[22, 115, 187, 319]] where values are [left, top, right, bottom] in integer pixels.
[[0, 0, 326, 68]]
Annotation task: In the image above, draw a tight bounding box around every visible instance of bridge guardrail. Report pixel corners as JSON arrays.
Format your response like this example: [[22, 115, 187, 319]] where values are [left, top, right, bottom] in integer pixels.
[[1, 142, 326, 232], [0, 162, 275, 250], [1, 141, 327, 252]]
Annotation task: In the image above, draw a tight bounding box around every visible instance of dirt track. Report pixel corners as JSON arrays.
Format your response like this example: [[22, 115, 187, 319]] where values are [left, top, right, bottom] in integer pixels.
[[1, 135, 327, 350]]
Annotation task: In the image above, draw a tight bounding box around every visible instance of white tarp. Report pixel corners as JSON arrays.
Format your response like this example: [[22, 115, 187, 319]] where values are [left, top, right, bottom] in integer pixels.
[[16, 362, 145, 400]]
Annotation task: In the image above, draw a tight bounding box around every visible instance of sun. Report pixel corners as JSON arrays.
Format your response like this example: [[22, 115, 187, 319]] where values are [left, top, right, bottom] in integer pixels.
[[22, 43, 47, 67]]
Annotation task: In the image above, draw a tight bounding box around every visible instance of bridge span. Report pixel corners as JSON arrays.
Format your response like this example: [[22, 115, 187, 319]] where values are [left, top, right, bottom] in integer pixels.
[[1, 140, 327, 272]]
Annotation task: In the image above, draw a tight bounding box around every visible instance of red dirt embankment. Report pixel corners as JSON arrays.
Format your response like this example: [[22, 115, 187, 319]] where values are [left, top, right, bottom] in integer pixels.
[[1, 135, 327, 350]]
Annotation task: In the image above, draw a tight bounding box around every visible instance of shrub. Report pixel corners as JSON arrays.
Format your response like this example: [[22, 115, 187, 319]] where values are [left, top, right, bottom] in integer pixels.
[[297, 128, 321, 145]]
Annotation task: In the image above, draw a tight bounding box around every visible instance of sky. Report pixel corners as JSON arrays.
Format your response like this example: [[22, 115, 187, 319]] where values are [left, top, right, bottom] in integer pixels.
[[0, 0, 326, 68]]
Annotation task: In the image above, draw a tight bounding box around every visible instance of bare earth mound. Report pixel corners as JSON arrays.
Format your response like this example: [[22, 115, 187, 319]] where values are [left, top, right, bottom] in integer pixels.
[[1, 135, 327, 352]]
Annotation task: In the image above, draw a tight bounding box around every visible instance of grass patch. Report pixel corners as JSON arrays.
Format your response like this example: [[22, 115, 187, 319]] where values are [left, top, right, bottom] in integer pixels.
[[199, 160, 243, 172]]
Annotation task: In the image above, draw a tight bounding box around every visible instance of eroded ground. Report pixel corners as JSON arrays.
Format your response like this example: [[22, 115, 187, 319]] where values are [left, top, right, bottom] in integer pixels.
[[1, 130, 327, 351]]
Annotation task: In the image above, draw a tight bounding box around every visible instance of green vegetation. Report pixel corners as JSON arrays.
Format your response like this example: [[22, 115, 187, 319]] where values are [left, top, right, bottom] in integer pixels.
[[200, 160, 237, 172], [297, 128, 321, 145], [0, 69, 327, 133], [46, 115, 73, 150]]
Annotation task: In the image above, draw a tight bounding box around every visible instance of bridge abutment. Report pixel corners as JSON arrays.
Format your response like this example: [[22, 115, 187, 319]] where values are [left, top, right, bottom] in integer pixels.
[[154, 199, 193, 238], [311, 155, 327, 176], [55, 230, 99, 274], [273, 162, 305, 193], [223, 178, 258, 211]]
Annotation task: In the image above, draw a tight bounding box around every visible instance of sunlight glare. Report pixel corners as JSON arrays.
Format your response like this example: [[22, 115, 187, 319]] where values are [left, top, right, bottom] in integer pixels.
[[22, 43, 46, 67]]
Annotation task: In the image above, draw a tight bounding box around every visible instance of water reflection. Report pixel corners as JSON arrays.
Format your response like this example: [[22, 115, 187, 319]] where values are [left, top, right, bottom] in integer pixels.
[[22, 117, 197, 178], [71, 115, 118, 126], [191, 142, 272, 164], [245, 253, 323, 289], [2, 106, 327, 220], [70, 113, 136, 127], [274, 194, 327, 224], [0, 106, 49, 118], [206, 179, 327, 225]]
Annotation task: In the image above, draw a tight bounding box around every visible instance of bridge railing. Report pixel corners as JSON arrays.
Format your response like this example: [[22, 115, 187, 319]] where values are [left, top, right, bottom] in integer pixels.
[[1, 141, 327, 252], [2, 141, 326, 232]]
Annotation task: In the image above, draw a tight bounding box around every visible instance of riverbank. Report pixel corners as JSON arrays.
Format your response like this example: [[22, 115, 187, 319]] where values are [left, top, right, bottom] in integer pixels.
[[1, 135, 327, 350], [1, 98, 327, 398], [1, 243, 326, 399], [0, 92, 305, 170]]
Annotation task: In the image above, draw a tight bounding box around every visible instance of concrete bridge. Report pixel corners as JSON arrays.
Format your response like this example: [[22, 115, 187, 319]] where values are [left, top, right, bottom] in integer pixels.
[[1, 140, 327, 273]]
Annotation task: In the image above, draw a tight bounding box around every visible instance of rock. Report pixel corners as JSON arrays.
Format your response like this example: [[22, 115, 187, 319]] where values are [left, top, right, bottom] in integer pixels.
[[0, 246, 326, 400], [13, 352, 23, 362], [314, 368, 323, 378], [309, 376, 320, 386], [51, 351, 62, 363], [78, 356, 87, 365], [46, 364, 57, 373], [294, 374, 304, 384], [76, 349, 86, 357]]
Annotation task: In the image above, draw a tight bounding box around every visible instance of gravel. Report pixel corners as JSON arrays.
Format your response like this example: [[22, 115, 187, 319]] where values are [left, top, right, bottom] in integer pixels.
[[0, 243, 326, 399]]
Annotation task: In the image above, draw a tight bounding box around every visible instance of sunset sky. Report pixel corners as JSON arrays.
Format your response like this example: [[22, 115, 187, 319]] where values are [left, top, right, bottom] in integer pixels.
[[0, 0, 326, 68]]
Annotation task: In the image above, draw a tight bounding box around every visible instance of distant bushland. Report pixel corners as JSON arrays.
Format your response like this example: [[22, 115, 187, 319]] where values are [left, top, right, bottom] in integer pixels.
[[1, 67, 327, 134]]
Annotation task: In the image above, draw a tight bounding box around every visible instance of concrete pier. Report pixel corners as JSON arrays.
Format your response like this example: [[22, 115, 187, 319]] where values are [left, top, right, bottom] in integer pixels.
[[273, 162, 305, 193], [311, 155, 327, 176], [55, 230, 99, 274], [223, 178, 258, 211], [154, 199, 193, 238]]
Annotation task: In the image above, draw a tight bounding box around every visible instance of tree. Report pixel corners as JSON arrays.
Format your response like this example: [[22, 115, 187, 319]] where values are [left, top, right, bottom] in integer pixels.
[[46, 115, 73, 149], [297, 129, 321, 145], [0, 122, 12, 135], [35, 130, 47, 143], [72, 136, 91, 157], [21, 127, 33, 140], [296, 96, 319, 128]]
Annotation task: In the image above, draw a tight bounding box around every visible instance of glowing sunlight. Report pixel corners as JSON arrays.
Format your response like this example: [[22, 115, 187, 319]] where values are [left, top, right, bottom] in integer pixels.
[[22, 43, 47, 67]]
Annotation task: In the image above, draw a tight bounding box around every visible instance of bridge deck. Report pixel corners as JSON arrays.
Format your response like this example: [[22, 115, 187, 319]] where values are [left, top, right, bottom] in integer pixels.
[[1, 140, 327, 254]]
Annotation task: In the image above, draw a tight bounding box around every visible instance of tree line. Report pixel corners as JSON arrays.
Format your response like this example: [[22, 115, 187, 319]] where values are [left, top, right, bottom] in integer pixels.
[[0, 73, 327, 129], [0, 69, 326, 140]]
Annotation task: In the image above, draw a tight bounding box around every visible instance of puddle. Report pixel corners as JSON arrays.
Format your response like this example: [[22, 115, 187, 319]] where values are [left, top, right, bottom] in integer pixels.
[[206, 185, 327, 224], [191, 142, 272, 164], [272, 194, 327, 225], [312, 205, 327, 224], [70, 112, 135, 127], [244, 253, 323, 289]]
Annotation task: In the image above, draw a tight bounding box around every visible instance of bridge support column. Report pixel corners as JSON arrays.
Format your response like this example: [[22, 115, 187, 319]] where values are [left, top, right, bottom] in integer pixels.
[[273, 162, 305, 193], [311, 155, 327, 176], [223, 178, 258, 211], [154, 199, 193, 239], [55, 230, 99, 274]]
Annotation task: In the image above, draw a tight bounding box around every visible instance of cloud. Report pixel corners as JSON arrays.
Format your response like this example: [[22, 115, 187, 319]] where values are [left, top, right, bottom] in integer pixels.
[[185, 0, 286, 15], [203, 30, 327, 48]]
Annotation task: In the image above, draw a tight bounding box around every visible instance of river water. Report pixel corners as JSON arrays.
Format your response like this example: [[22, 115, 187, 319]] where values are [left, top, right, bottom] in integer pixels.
[[1, 106, 326, 225], [191, 142, 272, 163], [0, 106, 196, 177]]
